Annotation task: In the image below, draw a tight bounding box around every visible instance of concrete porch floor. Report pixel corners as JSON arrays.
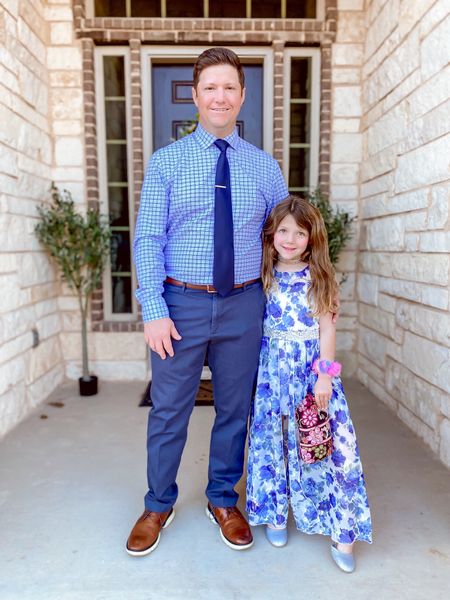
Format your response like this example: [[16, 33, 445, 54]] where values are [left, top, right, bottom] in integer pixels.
[[0, 379, 449, 600]]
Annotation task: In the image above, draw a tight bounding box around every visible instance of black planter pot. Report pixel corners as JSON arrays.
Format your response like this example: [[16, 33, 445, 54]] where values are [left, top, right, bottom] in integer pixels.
[[79, 375, 98, 396]]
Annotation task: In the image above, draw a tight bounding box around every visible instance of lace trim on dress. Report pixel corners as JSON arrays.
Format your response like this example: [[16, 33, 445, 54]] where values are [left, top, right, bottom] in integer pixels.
[[263, 325, 319, 342]]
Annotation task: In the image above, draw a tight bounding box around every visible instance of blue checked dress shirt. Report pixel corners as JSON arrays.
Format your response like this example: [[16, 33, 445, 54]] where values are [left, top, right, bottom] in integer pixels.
[[134, 123, 289, 322]]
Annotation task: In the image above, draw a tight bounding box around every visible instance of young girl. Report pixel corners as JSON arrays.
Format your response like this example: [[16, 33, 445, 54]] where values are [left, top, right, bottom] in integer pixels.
[[246, 196, 372, 572]]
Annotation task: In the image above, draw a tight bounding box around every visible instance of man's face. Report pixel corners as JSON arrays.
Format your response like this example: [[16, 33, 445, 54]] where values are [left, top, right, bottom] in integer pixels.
[[192, 63, 245, 138]]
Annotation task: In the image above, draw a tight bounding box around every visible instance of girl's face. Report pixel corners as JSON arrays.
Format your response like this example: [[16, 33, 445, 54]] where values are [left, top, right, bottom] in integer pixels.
[[273, 214, 310, 262]]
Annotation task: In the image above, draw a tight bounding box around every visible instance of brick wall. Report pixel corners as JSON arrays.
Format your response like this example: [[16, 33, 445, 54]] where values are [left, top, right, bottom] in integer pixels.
[[357, 0, 450, 467]]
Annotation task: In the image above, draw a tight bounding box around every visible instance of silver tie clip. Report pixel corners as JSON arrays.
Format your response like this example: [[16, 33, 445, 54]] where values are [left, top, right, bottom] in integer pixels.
[[215, 185, 227, 189]]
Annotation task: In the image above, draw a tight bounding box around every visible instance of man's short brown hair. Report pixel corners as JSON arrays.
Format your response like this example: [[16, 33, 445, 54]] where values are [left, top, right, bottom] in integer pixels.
[[193, 47, 245, 90]]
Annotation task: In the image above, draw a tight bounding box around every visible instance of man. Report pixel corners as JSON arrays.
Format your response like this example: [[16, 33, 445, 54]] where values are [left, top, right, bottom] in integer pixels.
[[127, 47, 288, 556]]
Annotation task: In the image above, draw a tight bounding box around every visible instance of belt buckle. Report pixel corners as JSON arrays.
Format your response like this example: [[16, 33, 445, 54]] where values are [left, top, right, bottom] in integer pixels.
[[206, 284, 217, 294]]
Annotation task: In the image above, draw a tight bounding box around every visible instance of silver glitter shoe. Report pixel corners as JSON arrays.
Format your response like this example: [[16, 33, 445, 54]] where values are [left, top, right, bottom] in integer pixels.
[[265, 526, 288, 547], [331, 542, 355, 573]]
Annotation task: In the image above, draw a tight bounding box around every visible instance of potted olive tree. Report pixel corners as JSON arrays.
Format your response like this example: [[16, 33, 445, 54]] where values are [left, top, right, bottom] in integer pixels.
[[35, 184, 111, 396]]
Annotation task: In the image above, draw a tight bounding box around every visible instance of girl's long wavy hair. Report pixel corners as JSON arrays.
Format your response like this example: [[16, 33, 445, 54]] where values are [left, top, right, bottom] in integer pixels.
[[262, 195, 338, 316]]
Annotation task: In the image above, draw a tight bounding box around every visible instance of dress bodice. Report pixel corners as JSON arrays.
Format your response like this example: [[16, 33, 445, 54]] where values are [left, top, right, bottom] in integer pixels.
[[264, 266, 319, 337]]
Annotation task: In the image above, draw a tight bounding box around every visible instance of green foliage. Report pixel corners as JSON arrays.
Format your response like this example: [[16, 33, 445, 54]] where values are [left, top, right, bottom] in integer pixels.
[[35, 184, 111, 379], [35, 184, 111, 300], [179, 112, 199, 138], [306, 188, 356, 266]]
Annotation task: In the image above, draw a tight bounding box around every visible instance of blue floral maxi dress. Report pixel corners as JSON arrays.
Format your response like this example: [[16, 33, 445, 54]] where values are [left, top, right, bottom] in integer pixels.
[[246, 267, 372, 544]]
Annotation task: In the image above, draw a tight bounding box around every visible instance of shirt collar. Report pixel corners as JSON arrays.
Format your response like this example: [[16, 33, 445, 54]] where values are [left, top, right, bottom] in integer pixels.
[[193, 122, 240, 150]]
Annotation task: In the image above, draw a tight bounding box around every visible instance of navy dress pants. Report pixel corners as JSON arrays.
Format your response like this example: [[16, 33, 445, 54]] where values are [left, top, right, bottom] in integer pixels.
[[144, 281, 265, 512]]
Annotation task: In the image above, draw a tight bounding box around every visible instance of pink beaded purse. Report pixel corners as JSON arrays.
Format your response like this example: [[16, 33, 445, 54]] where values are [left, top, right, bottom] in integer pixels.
[[295, 392, 333, 464]]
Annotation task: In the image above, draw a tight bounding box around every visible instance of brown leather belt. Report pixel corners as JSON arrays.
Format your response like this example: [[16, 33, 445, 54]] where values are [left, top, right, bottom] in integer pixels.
[[165, 276, 261, 293]]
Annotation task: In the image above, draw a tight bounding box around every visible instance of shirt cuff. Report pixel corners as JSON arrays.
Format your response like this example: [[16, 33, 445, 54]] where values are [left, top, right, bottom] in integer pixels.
[[140, 295, 170, 323]]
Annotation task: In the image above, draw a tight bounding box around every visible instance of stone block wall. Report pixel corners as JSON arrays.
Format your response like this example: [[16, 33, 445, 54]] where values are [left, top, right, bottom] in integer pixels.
[[357, 0, 450, 467], [0, 1, 142, 435], [0, 0, 65, 435], [46, 2, 109, 383]]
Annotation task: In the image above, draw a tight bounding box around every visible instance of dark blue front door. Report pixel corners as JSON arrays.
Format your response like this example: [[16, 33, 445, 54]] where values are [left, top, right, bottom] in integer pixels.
[[152, 64, 263, 150]]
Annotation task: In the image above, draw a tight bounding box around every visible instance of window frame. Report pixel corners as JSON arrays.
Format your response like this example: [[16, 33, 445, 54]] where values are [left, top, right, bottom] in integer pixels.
[[282, 47, 321, 194], [86, 0, 325, 19], [95, 45, 138, 321]]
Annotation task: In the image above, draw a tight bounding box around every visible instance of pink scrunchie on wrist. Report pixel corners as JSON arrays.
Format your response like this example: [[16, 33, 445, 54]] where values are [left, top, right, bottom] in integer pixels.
[[312, 359, 342, 378]]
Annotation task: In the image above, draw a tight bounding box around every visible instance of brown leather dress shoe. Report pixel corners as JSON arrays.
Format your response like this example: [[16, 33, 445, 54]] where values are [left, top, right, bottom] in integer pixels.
[[126, 508, 174, 556], [206, 503, 253, 550]]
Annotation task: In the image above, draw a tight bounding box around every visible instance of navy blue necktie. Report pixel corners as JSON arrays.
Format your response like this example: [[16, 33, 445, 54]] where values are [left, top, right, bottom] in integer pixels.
[[213, 139, 234, 296]]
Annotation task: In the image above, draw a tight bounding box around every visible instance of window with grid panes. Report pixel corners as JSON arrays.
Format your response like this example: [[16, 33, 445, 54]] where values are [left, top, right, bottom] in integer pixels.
[[288, 57, 312, 194], [102, 56, 133, 315], [93, 0, 317, 18]]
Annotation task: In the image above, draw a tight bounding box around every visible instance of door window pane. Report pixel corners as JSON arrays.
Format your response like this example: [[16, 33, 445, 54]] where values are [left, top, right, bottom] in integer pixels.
[[252, 0, 280, 19], [102, 55, 133, 315], [287, 0, 316, 18], [112, 276, 132, 313], [289, 147, 310, 189], [104, 57, 125, 97], [108, 187, 130, 227], [290, 57, 311, 99], [290, 103, 311, 144], [94, 0, 126, 17], [210, 0, 246, 18], [107, 144, 128, 182], [111, 232, 131, 273], [132, 0, 160, 17], [94, 0, 317, 18], [167, 0, 203, 17], [288, 54, 313, 192], [105, 101, 127, 139]]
